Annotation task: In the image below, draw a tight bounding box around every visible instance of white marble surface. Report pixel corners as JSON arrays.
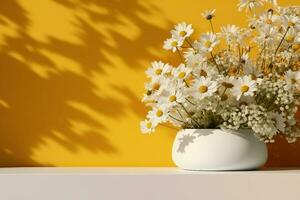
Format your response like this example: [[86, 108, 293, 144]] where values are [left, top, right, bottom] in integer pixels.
[[0, 167, 299, 200]]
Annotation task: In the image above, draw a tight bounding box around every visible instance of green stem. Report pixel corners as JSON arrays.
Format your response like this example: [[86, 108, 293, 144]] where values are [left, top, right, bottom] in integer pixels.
[[274, 27, 290, 56], [168, 114, 185, 123], [159, 124, 180, 130], [209, 20, 215, 34], [185, 38, 195, 50], [185, 98, 196, 106], [210, 52, 221, 73], [179, 103, 201, 127]]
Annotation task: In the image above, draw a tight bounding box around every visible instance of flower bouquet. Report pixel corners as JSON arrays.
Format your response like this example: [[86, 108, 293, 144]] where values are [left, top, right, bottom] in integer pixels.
[[140, 0, 300, 170]]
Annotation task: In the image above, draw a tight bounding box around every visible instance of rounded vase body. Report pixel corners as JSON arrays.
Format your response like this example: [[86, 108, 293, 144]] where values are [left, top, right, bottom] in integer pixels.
[[172, 129, 268, 171]]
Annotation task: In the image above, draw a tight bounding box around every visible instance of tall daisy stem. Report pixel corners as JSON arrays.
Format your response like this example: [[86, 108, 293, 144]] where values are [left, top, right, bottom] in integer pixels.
[[210, 52, 221, 72], [274, 26, 290, 56], [179, 103, 201, 127], [159, 124, 180, 130], [176, 47, 184, 62], [185, 38, 195, 50], [209, 20, 215, 34], [169, 114, 185, 123], [185, 98, 196, 105]]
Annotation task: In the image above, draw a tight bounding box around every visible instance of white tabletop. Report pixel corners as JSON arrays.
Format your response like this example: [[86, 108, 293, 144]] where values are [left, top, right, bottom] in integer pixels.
[[0, 167, 299, 200]]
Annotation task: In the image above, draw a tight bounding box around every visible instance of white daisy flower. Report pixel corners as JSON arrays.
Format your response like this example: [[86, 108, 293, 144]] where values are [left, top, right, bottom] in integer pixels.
[[269, 112, 286, 132], [191, 77, 218, 100], [285, 70, 300, 89], [146, 61, 170, 78], [157, 88, 185, 107], [147, 105, 169, 125], [163, 37, 184, 52], [221, 25, 240, 42], [240, 53, 262, 77], [140, 119, 157, 134], [201, 9, 216, 20], [173, 64, 192, 80], [282, 15, 300, 30], [184, 50, 206, 67], [238, 0, 263, 12], [162, 63, 174, 77], [255, 26, 278, 45], [144, 76, 164, 94], [196, 32, 219, 53], [232, 75, 257, 100], [171, 22, 194, 39], [258, 12, 279, 26], [282, 27, 300, 44], [193, 62, 218, 78]]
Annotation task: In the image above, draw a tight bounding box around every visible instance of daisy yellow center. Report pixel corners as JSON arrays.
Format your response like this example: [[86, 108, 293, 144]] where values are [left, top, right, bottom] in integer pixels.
[[171, 41, 178, 47], [292, 44, 300, 51], [156, 110, 163, 117], [204, 40, 212, 48], [265, 19, 272, 24], [240, 85, 249, 93], [199, 69, 207, 77], [228, 67, 238, 75], [152, 83, 160, 91], [155, 69, 162, 75], [146, 122, 152, 129], [179, 31, 187, 37], [198, 85, 208, 93], [288, 21, 295, 27], [169, 95, 177, 102], [285, 35, 294, 42], [178, 72, 186, 79], [185, 76, 194, 86]]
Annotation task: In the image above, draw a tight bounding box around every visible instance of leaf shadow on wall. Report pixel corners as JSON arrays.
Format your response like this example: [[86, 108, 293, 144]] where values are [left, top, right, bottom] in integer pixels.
[[0, 0, 169, 166]]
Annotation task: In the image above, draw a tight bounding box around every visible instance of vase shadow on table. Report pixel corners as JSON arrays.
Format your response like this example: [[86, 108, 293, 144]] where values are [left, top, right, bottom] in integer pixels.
[[0, 0, 171, 166]]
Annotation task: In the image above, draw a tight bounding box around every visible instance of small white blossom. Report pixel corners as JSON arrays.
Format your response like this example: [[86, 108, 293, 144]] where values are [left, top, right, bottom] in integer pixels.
[[140, 119, 157, 134], [190, 77, 218, 100], [171, 22, 194, 39], [201, 9, 216, 20], [146, 61, 170, 78], [196, 32, 219, 53], [173, 64, 192, 80], [285, 70, 300, 89], [232, 75, 257, 100], [163, 37, 184, 52], [238, 0, 263, 12], [147, 105, 169, 125]]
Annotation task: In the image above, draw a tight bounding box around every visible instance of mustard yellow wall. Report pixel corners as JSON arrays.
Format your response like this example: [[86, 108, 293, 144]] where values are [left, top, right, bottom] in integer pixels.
[[0, 0, 299, 167]]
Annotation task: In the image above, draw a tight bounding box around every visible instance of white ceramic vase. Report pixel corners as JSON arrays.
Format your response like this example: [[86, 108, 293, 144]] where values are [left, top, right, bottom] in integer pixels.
[[172, 129, 268, 171]]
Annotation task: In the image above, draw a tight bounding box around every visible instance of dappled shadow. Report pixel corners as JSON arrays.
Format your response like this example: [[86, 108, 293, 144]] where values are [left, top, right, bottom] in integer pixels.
[[48, 0, 169, 73], [112, 86, 148, 118], [2, 0, 299, 168], [0, 51, 120, 166], [0, 0, 170, 166]]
